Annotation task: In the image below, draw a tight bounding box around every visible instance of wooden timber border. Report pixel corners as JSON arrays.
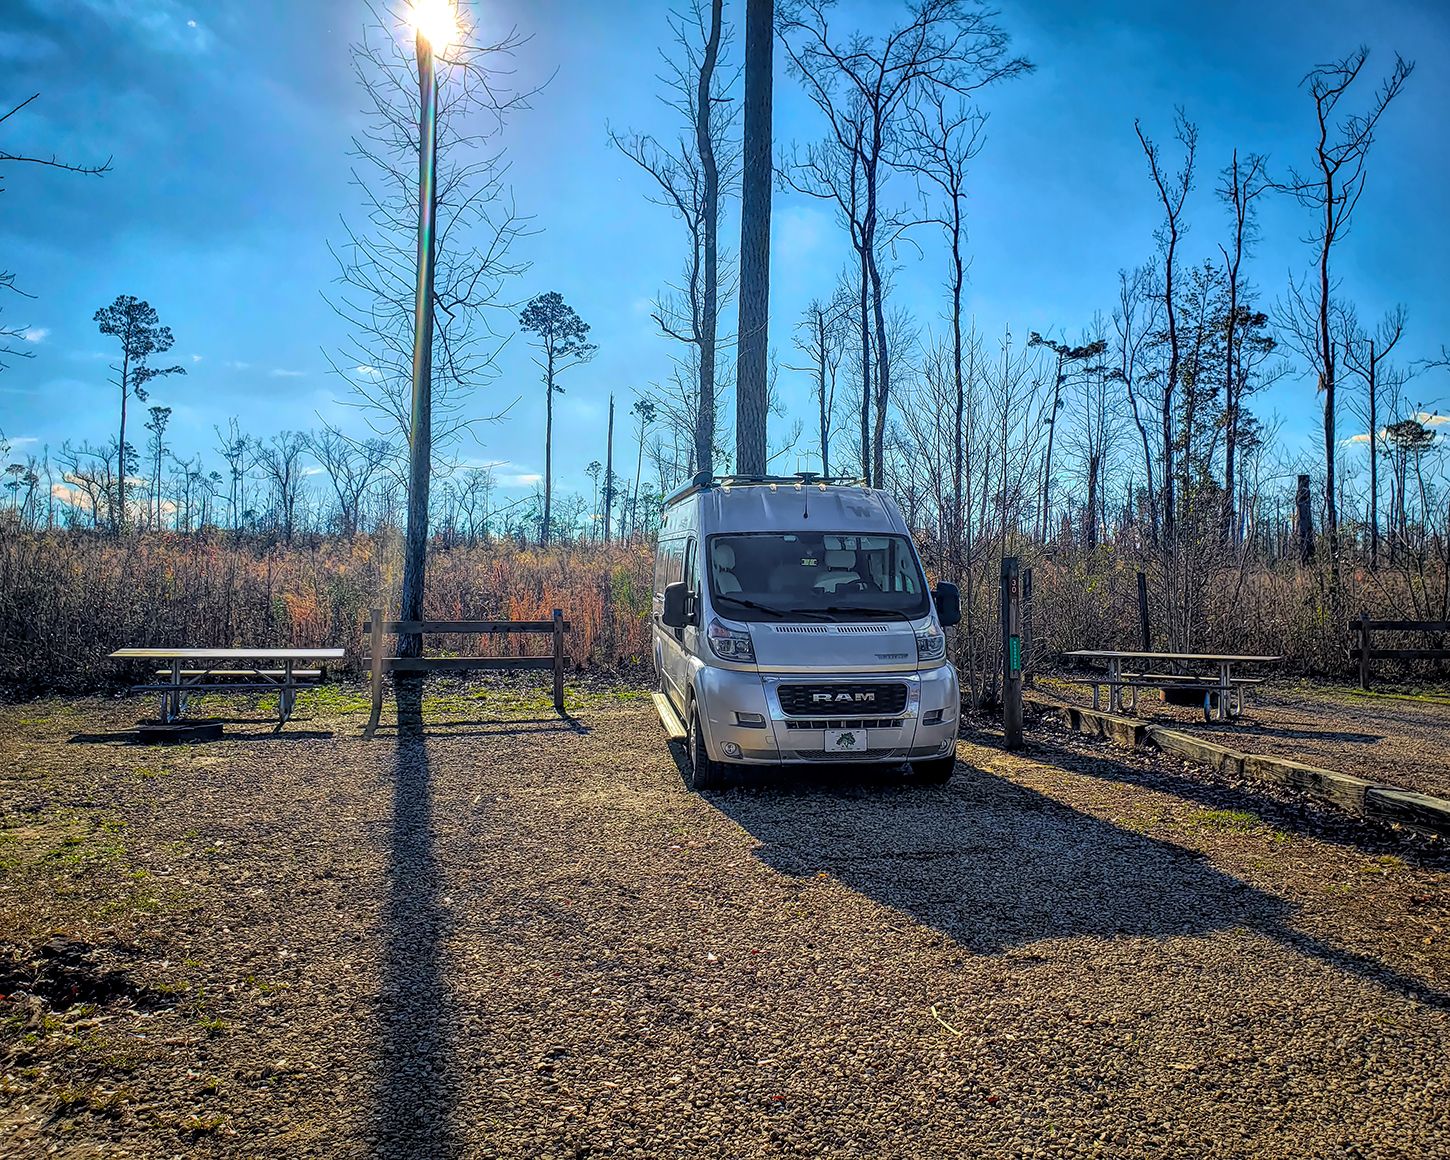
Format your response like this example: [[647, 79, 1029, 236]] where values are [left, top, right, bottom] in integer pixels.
[[362, 609, 569, 739], [1025, 695, 1450, 840]]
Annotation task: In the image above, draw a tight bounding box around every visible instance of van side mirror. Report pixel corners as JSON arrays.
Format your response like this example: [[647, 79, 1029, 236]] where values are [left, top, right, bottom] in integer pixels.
[[933, 582, 962, 628], [662, 582, 692, 628]]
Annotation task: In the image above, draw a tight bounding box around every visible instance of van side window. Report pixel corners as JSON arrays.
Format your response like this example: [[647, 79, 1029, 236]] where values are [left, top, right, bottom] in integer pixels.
[[683, 538, 698, 594], [655, 536, 686, 597]]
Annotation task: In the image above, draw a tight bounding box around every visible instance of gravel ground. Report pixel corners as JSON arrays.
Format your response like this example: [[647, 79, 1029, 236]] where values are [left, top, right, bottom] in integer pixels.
[[1, 680, 1448, 1158], [1039, 675, 1450, 800]]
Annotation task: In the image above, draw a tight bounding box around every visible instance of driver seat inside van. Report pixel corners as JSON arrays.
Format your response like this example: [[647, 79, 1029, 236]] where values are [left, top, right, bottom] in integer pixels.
[[712, 542, 742, 594], [815, 548, 861, 593]]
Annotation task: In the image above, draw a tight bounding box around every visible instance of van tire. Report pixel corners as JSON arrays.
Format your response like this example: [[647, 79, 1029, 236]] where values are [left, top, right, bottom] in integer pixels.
[[687, 700, 726, 791], [910, 755, 956, 785]]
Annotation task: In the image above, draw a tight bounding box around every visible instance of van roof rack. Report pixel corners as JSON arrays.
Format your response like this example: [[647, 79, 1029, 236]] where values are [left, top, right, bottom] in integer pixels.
[[663, 471, 868, 508]]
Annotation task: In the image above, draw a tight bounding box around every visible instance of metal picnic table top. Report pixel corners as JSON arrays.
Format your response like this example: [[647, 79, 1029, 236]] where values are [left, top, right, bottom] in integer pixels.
[[1064, 650, 1281, 664], [109, 648, 347, 660]]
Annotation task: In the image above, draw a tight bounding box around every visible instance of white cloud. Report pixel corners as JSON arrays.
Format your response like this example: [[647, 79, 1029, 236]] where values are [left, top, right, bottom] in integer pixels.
[[1416, 412, 1449, 427], [269, 368, 306, 378], [187, 18, 196, 27], [21, 327, 48, 344], [225, 360, 250, 371], [355, 365, 382, 377], [1345, 433, 1371, 445], [497, 472, 543, 488], [191, 353, 203, 363]]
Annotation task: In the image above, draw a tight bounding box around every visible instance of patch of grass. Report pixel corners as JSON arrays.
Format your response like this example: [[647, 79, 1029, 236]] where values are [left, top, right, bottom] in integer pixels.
[[179, 1112, 227, 1135], [1359, 854, 1407, 874], [136, 764, 171, 780], [197, 1016, 228, 1036], [1186, 808, 1263, 833], [301, 684, 372, 714], [245, 974, 288, 996]]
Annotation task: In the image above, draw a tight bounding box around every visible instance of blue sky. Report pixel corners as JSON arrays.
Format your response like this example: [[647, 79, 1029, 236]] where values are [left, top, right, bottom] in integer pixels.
[[2, 0, 1447, 499]]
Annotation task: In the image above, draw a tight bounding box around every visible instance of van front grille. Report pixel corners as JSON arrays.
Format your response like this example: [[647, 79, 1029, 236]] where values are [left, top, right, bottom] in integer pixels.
[[778, 683, 908, 716], [784, 718, 903, 730]]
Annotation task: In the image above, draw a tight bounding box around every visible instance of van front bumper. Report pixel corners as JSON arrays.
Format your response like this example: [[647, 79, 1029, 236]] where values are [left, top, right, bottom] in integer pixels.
[[693, 664, 959, 766]]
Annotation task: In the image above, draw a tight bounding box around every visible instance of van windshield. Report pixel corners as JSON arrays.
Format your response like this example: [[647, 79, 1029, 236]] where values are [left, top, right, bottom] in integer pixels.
[[707, 533, 930, 622]]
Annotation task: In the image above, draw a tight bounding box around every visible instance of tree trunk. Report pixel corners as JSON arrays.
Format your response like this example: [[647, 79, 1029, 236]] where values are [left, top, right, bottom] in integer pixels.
[[857, 252, 871, 478], [816, 310, 830, 476], [1295, 473, 1314, 564], [1368, 340, 1378, 569], [868, 250, 889, 488], [734, 0, 773, 476], [115, 346, 130, 533], [541, 347, 554, 545], [694, 0, 722, 476], [603, 394, 616, 541]]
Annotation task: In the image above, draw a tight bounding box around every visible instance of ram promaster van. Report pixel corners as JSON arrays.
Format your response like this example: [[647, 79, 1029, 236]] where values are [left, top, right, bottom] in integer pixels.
[[652, 472, 963, 789]]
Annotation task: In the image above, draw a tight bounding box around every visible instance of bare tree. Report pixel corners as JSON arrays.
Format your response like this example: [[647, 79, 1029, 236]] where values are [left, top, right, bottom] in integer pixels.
[[1134, 109, 1197, 541], [326, 3, 534, 462], [899, 88, 986, 576], [1027, 331, 1106, 542], [2, 94, 110, 372], [1216, 149, 1270, 542], [789, 288, 852, 476], [307, 426, 392, 536], [780, 0, 1030, 486], [1278, 47, 1414, 596], [256, 431, 308, 542], [1342, 304, 1407, 568], [1113, 263, 1164, 543], [609, 0, 738, 476]]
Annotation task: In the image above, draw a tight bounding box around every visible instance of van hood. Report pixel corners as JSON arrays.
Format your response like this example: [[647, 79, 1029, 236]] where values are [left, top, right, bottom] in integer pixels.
[[747, 619, 922, 673]]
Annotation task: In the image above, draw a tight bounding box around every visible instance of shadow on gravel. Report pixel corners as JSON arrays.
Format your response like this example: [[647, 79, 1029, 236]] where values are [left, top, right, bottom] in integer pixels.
[[373, 678, 457, 1157], [1028, 734, 1448, 866], [710, 752, 1449, 1013]]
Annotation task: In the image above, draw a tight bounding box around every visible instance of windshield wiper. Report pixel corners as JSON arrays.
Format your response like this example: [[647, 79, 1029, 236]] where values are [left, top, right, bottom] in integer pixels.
[[817, 605, 914, 621], [717, 596, 794, 619]]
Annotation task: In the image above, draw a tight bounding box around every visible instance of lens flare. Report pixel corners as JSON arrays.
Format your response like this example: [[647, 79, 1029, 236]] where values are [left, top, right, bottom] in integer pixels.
[[407, 0, 457, 52]]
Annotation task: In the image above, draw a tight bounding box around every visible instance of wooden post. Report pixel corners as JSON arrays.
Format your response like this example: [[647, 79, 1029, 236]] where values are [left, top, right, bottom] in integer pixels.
[[1136, 570, 1151, 652], [365, 607, 385, 740], [1358, 609, 1370, 691], [1295, 474, 1314, 564], [552, 607, 565, 713], [1001, 556, 1022, 750]]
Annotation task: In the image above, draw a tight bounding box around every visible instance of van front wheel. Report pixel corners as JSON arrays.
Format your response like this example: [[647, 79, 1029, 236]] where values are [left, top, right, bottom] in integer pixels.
[[687, 701, 727, 791], [910, 755, 956, 785]]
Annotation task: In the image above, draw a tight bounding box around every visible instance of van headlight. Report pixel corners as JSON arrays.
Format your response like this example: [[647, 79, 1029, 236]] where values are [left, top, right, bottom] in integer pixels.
[[707, 617, 756, 663], [915, 624, 946, 661]]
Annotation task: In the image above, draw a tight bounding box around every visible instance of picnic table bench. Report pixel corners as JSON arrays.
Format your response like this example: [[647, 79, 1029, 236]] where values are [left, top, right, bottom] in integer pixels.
[[1062, 650, 1281, 722], [108, 647, 347, 727]]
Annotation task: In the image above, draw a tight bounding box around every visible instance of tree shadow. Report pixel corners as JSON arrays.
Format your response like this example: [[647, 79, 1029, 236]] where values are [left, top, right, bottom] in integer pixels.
[[709, 760, 1447, 1011], [372, 677, 456, 1156], [1028, 734, 1450, 866], [1196, 723, 1384, 744]]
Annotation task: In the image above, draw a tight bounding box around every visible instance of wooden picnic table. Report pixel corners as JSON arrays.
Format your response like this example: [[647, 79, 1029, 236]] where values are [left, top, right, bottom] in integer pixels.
[[1063, 650, 1282, 722], [109, 647, 347, 726]]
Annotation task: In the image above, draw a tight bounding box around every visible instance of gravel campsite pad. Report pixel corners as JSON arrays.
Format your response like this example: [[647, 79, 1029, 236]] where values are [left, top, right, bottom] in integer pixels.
[[1, 683, 1447, 1157]]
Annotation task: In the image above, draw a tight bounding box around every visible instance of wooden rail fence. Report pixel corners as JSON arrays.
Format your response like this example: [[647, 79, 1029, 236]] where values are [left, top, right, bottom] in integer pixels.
[[362, 608, 569, 738], [1351, 612, 1450, 690]]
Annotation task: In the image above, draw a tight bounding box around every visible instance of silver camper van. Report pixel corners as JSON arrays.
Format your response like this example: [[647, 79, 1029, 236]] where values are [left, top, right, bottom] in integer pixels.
[[651, 473, 962, 789]]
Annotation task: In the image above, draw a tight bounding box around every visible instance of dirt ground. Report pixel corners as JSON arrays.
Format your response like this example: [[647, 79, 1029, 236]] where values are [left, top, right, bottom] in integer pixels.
[[1040, 675, 1450, 801], [1, 679, 1447, 1158]]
